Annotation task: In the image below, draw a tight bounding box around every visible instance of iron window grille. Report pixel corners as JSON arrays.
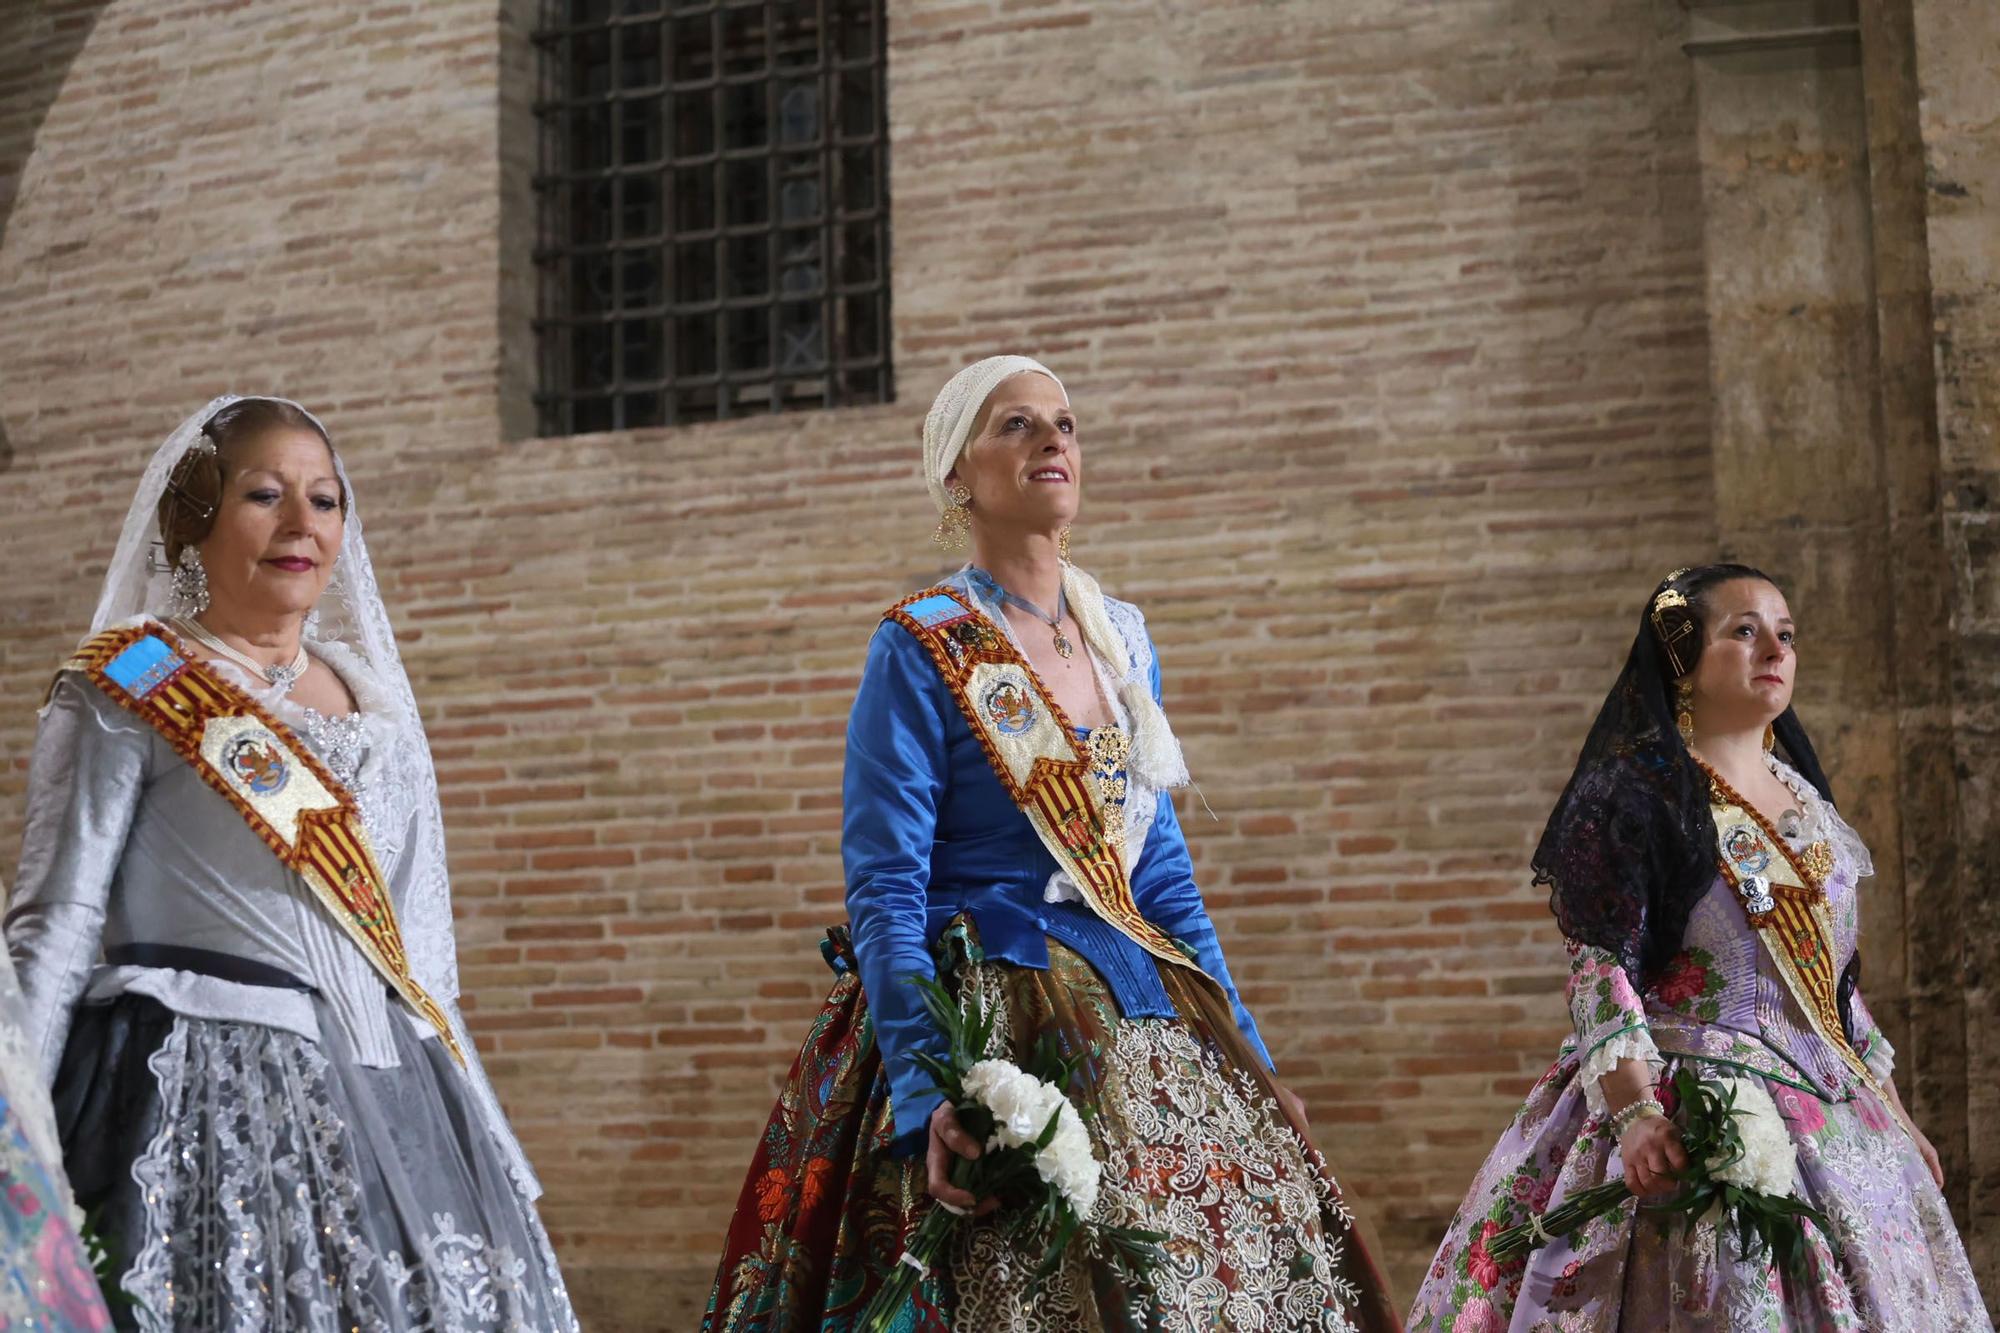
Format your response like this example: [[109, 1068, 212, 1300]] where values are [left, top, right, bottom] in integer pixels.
[[532, 1, 892, 434]]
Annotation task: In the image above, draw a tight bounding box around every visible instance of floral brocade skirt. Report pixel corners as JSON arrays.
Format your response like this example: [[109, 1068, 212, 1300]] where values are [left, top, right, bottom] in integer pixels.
[[703, 923, 1402, 1333], [0, 1091, 109, 1330], [1405, 1038, 1991, 1332]]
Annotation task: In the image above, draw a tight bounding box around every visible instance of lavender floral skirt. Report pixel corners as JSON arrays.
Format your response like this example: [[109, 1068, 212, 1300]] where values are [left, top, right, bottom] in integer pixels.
[[1406, 1040, 1991, 1332]]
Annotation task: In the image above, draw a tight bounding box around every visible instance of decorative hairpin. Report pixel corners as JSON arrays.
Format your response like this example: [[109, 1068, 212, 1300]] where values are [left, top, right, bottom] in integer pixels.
[[163, 474, 215, 521], [163, 435, 218, 520], [1650, 583, 1696, 677]]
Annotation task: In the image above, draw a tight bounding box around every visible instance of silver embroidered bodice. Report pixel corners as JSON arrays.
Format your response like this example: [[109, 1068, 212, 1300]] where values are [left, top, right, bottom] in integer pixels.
[[302, 706, 369, 792], [7, 654, 421, 1083]]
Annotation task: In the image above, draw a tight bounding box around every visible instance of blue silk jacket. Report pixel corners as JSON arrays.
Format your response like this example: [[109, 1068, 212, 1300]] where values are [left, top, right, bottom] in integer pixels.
[[841, 577, 1271, 1150]]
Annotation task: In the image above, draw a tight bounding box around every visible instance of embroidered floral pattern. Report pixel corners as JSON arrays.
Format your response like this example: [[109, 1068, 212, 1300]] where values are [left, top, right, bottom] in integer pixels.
[[946, 951, 1364, 1332], [1410, 879, 1990, 1330], [704, 932, 1392, 1332], [123, 1017, 577, 1333], [1565, 943, 1662, 1114], [0, 1112, 109, 1329], [1652, 948, 1726, 1022], [1567, 950, 1644, 1032]]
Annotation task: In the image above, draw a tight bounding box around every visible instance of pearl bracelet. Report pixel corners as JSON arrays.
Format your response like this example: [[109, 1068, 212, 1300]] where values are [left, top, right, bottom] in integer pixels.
[[1611, 1097, 1665, 1138]]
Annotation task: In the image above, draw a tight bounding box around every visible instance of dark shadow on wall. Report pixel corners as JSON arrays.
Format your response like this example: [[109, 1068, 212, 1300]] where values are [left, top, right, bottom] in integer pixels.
[[0, 0, 112, 246], [497, 0, 540, 442], [0, 0, 115, 471]]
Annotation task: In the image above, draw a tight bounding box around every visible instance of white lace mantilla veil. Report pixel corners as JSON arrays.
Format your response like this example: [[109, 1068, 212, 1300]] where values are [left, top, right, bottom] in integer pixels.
[[85, 394, 542, 1199]]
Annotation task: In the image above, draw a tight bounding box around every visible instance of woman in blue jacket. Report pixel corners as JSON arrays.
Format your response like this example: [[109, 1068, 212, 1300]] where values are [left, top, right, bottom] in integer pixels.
[[706, 357, 1399, 1333]]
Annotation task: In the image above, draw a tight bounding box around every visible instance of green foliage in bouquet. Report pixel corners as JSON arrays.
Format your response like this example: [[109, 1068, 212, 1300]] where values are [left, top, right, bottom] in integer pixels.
[[1487, 1066, 1833, 1279], [78, 1205, 131, 1315], [857, 975, 1166, 1332], [1648, 1067, 1832, 1273]]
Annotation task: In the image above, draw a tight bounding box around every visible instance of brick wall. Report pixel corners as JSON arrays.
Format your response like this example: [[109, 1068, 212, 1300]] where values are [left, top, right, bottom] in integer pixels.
[[1, 1, 1765, 1324]]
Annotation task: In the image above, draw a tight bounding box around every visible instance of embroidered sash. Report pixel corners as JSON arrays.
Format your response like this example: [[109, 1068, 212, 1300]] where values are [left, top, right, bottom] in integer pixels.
[[62, 622, 466, 1066], [1700, 764, 1872, 1090], [885, 588, 1206, 977]]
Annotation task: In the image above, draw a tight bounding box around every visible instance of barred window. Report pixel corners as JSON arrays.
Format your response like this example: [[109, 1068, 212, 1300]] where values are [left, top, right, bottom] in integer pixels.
[[532, 1, 892, 435]]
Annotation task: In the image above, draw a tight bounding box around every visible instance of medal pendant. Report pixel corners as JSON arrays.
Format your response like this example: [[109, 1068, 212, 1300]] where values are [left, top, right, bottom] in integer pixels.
[[1053, 629, 1074, 659]]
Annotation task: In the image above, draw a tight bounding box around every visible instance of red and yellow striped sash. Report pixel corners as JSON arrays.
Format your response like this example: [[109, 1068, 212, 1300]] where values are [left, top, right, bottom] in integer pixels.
[[1699, 761, 1872, 1090], [884, 589, 1203, 976], [62, 622, 463, 1065]]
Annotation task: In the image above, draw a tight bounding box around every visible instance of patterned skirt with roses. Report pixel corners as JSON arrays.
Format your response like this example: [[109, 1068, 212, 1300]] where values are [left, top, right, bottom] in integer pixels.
[[1404, 1036, 1990, 1332], [704, 923, 1402, 1333]]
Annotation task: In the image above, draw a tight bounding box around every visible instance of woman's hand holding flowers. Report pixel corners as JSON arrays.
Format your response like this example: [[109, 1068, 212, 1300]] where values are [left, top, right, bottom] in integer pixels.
[[1619, 1112, 1688, 1197], [928, 1101, 999, 1216]]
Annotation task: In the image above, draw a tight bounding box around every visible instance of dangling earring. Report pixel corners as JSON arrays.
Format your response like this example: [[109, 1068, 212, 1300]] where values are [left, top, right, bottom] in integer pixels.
[[1058, 527, 1071, 563], [1763, 723, 1776, 754], [1675, 679, 1695, 748], [933, 483, 972, 550], [170, 548, 210, 616]]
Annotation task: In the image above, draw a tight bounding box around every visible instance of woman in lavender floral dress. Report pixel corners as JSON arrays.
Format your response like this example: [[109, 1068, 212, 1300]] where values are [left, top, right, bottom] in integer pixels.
[[0, 932, 109, 1330], [1407, 564, 1990, 1332]]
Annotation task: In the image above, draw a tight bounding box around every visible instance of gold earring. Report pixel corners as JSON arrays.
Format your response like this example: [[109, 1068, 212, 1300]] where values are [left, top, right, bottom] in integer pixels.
[[1763, 723, 1775, 754], [1058, 527, 1071, 563], [932, 483, 972, 550], [1676, 679, 1696, 747]]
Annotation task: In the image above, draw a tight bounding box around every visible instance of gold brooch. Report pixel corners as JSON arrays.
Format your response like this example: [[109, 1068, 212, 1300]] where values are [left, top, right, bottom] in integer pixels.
[[1799, 841, 1835, 888]]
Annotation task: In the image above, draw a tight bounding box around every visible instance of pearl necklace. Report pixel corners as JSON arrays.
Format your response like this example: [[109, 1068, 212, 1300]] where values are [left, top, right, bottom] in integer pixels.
[[170, 616, 311, 693]]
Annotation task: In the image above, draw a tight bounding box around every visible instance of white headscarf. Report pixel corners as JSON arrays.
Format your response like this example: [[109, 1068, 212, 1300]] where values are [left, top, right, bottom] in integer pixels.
[[88, 395, 543, 1199], [921, 354, 1065, 514], [920, 358, 1192, 810]]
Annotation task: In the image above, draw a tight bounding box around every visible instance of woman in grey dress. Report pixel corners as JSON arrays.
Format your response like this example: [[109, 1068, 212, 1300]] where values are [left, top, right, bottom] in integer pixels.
[[6, 397, 577, 1331]]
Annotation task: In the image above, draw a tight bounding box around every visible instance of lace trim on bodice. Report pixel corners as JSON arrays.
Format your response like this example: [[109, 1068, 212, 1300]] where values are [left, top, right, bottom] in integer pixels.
[[946, 569, 1163, 877], [1767, 753, 1874, 881], [203, 643, 415, 869]]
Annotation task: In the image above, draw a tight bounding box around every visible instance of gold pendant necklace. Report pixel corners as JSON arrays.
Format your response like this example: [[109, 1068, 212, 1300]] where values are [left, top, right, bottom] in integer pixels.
[[991, 583, 1074, 659]]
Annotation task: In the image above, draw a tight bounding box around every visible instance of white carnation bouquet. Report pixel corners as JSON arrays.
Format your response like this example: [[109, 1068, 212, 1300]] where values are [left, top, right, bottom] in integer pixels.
[[1488, 1067, 1832, 1274], [858, 976, 1166, 1332]]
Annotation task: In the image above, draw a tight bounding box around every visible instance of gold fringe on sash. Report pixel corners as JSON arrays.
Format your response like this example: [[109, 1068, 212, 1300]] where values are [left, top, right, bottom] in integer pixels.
[[884, 588, 1208, 979], [1698, 761, 1873, 1091], [62, 622, 465, 1066]]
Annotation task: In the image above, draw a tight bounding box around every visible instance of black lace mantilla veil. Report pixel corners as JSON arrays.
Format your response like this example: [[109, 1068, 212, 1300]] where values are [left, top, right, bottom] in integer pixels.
[[1530, 564, 1852, 1017]]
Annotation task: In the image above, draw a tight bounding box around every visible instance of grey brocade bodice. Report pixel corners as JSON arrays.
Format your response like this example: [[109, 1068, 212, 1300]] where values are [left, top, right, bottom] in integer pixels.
[[5, 660, 428, 1080]]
